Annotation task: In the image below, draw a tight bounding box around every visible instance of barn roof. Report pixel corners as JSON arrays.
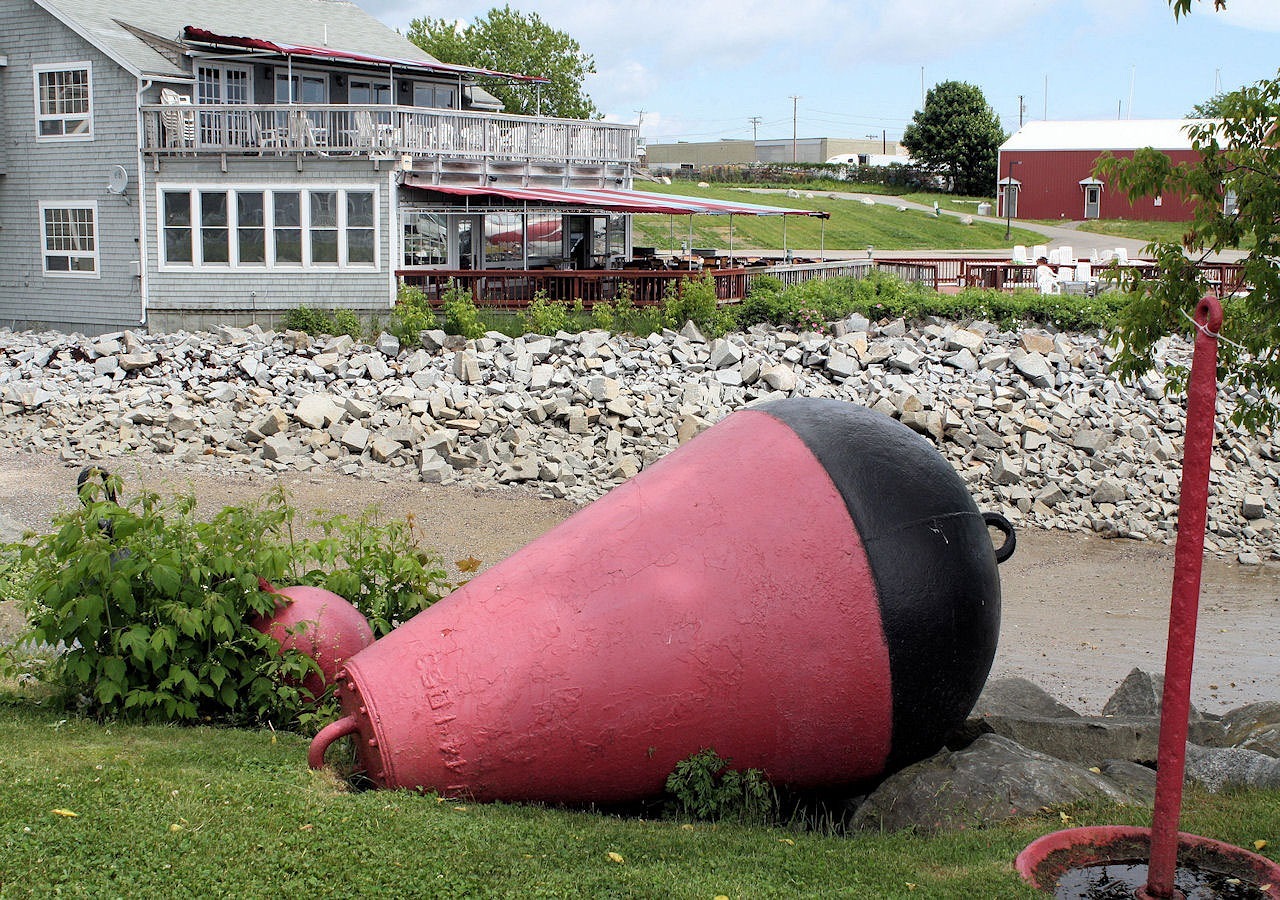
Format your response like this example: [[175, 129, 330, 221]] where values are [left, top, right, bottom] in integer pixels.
[[1001, 119, 1220, 152]]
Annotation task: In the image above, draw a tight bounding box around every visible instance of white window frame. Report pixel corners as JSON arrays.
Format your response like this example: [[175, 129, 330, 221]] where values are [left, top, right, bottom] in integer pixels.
[[39, 201, 100, 278], [33, 62, 94, 142], [157, 184, 380, 271]]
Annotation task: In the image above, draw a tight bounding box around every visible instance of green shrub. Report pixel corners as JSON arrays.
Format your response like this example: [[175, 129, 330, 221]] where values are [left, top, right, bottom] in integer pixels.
[[281, 306, 363, 339], [10, 478, 446, 729], [330, 309, 364, 340], [389, 283, 436, 345], [440, 279, 484, 339], [665, 747, 777, 824], [662, 274, 733, 337], [520, 290, 571, 335]]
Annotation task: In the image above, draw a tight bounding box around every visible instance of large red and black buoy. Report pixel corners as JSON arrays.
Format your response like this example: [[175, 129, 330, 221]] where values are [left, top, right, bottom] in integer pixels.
[[309, 398, 1012, 803]]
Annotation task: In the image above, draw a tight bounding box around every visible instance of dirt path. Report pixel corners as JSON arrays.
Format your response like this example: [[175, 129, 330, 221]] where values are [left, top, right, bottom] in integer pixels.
[[3, 450, 1276, 714]]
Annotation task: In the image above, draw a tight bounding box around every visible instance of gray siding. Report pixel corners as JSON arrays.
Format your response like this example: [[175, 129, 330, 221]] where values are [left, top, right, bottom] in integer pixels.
[[144, 157, 398, 332], [0, 0, 145, 335]]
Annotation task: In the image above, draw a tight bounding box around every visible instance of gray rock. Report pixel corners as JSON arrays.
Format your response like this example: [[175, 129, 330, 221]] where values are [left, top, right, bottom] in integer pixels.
[[452, 351, 481, 384], [1072, 428, 1112, 455], [968, 713, 1225, 766], [1013, 352, 1053, 388], [1092, 478, 1127, 505], [1242, 493, 1266, 520], [376, 332, 401, 357], [1102, 668, 1211, 723], [971, 676, 1082, 720], [294, 394, 344, 430], [1185, 743, 1280, 792], [1097, 760, 1157, 804], [1221, 701, 1280, 756], [118, 351, 159, 372], [851, 734, 1136, 833]]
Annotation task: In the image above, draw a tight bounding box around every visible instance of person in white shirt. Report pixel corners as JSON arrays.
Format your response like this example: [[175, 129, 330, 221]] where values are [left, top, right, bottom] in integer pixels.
[[1035, 256, 1056, 294]]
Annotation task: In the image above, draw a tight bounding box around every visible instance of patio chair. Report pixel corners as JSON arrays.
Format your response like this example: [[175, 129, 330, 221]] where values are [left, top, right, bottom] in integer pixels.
[[159, 88, 195, 149]]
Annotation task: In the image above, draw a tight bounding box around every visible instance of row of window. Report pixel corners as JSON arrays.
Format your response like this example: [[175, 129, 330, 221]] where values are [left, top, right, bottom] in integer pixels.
[[161, 188, 378, 269], [35, 61, 462, 143], [38, 187, 379, 276]]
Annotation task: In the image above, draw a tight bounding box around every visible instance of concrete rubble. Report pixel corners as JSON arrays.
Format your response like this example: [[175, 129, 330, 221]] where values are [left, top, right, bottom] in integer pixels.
[[2, 315, 1278, 560]]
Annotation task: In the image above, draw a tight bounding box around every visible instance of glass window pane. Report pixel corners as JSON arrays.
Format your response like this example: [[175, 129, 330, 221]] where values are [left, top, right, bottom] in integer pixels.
[[200, 192, 227, 227], [238, 228, 265, 264], [301, 75, 326, 104], [237, 192, 264, 227], [274, 192, 300, 227], [164, 192, 191, 227], [276, 229, 302, 264], [348, 228, 374, 264], [202, 227, 229, 263], [346, 191, 373, 227], [311, 229, 338, 263], [311, 192, 337, 227], [165, 228, 192, 263]]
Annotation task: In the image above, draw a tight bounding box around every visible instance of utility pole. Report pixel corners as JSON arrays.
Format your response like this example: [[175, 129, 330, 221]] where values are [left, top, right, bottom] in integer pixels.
[[634, 109, 646, 127], [1017, 94, 1025, 127], [749, 116, 761, 143], [790, 95, 800, 162]]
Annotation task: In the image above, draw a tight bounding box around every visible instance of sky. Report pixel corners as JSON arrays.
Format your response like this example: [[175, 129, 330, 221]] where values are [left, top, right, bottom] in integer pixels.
[[356, 0, 1280, 145]]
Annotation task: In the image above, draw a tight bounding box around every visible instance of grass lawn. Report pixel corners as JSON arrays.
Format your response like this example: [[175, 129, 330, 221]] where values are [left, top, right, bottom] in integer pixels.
[[631, 182, 1042, 254], [2, 703, 1276, 898]]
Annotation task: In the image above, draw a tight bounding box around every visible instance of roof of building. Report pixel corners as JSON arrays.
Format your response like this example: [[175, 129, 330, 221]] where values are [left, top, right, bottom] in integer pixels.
[[1001, 119, 1220, 152], [33, 0, 479, 83]]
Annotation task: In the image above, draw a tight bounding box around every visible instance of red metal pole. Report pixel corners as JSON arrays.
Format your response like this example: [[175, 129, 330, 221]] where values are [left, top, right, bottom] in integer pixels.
[[1142, 295, 1223, 900]]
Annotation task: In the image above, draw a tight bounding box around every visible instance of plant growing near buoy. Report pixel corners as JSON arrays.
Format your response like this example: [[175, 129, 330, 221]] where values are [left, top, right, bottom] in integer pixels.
[[7, 479, 447, 728], [665, 748, 777, 824]]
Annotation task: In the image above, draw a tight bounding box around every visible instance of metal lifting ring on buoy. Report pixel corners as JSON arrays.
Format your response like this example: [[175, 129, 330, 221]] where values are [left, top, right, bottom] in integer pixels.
[[983, 511, 1016, 563]]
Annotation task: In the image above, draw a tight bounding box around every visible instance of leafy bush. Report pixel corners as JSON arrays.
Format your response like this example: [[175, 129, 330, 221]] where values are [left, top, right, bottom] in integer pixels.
[[440, 279, 485, 339], [521, 291, 571, 335], [281, 306, 363, 340], [662, 274, 733, 337], [10, 478, 446, 728], [389, 283, 436, 346], [665, 747, 777, 824]]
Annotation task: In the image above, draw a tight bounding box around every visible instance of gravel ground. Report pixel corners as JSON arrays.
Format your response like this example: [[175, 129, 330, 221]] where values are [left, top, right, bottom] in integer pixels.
[[2, 447, 1277, 714]]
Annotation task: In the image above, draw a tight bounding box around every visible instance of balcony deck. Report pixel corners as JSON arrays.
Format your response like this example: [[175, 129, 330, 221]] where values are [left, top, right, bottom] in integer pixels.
[[141, 104, 638, 167]]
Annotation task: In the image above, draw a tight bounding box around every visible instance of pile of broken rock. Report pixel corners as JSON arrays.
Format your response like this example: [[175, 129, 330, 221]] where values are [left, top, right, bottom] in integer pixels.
[[1, 315, 1279, 561]]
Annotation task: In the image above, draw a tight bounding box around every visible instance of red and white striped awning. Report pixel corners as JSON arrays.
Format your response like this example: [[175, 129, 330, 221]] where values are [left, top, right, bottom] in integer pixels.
[[181, 27, 550, 84], [402, 179, 830, 218]]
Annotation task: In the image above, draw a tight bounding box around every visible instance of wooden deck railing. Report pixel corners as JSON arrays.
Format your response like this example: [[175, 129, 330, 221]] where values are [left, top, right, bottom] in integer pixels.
[[397, 260, 872, 308], [141, 104, 638, 165], [397, 257, 1247, 311]]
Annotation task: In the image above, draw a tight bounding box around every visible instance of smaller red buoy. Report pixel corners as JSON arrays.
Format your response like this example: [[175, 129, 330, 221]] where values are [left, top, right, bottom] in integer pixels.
[[252, 582, 374, 700]]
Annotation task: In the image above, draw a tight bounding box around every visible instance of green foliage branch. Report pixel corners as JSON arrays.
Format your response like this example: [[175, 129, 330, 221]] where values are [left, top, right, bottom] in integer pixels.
[[1094, 70, 1280, 428]]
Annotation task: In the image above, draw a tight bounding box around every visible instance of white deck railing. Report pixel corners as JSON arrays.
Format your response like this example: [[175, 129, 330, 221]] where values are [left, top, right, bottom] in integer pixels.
[[141, 104, 638, 165]]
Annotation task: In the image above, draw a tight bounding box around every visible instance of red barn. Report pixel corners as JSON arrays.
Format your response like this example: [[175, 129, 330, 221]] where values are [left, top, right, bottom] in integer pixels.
[[997, 120, 1220, 223]]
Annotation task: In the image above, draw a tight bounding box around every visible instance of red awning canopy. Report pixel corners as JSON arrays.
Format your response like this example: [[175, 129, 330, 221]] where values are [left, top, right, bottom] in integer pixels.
[[403, 179, 830, 218], [181, 27, 550, 84]]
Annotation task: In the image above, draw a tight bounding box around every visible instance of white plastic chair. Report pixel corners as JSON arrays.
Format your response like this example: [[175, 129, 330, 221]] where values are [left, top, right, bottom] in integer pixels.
[[1012, 244, 1028, 263], [1032, 245, 1048, 261], [1116, 247, 1129, 265], [1076, 263, 1092, 282], [159, 88, 195, 149], [1059, 245, 1074, 264]]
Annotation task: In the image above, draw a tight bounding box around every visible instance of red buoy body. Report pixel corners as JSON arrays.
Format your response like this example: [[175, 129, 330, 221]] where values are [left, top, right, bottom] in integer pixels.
[[253, 584, 374, 700], [312, 399, 1006, 802]]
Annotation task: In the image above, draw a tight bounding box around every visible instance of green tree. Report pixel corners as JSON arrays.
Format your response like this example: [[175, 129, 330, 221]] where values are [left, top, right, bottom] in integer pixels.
[[407, 5, 599, 119], [1092, 0, 1280, 428], [901, 81, 1005, 196], [1188, 92, 1230, 118]]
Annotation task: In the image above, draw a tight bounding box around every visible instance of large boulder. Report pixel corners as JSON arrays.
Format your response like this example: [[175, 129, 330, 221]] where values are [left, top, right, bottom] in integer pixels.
[[850, 734, 1136, 833]]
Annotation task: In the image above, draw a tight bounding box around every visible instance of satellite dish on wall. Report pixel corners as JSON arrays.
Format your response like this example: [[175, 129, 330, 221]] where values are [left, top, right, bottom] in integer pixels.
[[106, 165, 129, 195]]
